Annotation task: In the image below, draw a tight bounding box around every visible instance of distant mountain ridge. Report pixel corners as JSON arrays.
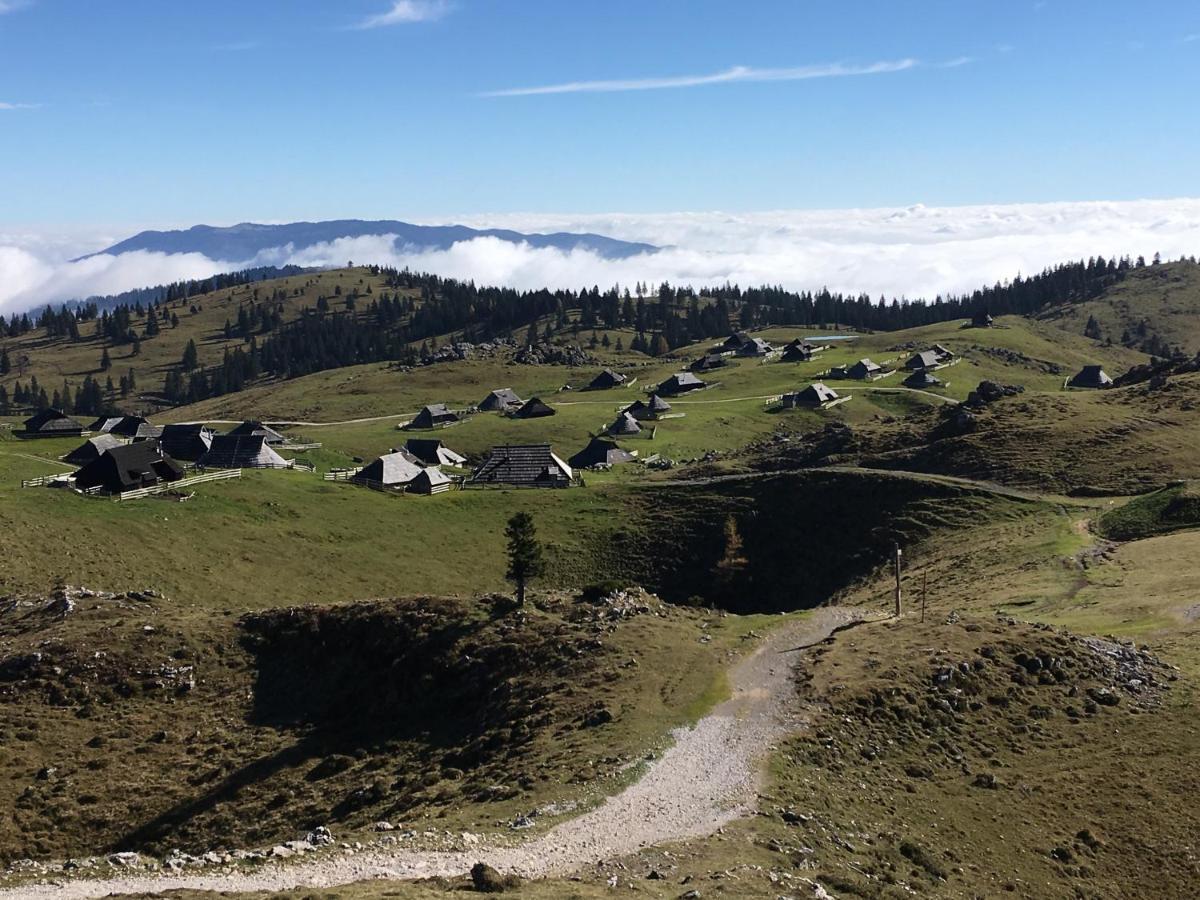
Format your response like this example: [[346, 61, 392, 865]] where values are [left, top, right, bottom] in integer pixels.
[[81, 219, 658, 262]]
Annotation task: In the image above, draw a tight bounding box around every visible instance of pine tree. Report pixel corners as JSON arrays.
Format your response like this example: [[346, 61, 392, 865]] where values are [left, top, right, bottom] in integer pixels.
[[505, 512, 545, 606], [181, 339, 199, 371], [100, 346, 112, 370]]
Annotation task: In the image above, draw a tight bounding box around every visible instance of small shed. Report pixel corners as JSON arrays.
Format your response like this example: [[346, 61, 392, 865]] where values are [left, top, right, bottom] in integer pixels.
[[905, 350, 943, 371], [89, 415, 150, 438], [72, 442, 184, 494], [625, 393, 672, 421], [513, 397, 556, 419], [587, 368, 628, 390], [903, 370, 943, 389], [407, 404, 460, 429], [409, 466, 452, 495], [737, 337, 774, 357], [781, 340, 818, 362], [159, 424, 214, 462], [479, 388, 524, 412], [404, 438, 467, 467], [568, 436, 637, 469], [470, 444, 574, 488], [199, 435, 288, 468], [657, 372, 706, 395], [22, 409, 85, 438], [834, 359, 882, 380], [228, 420, 288, 445], [720, 332, 752, 352], [353, 450, 424, 487], [65, 434, 125, 466], [1068, 365, 1113, 389], [691, 353, 727, 372], [606, 411, 642, 436], [971, 310, 994, 328], [781, 382, 841, 408]]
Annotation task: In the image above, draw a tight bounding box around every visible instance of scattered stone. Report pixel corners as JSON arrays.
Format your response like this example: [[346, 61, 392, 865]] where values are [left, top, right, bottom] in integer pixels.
[[107, 852, 140, 868]]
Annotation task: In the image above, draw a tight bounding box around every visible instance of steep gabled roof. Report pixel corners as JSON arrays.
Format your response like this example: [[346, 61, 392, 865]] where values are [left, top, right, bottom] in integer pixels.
[[470, 444, 573, 487], [846, 358, 882, 378], [479, 388, 524, 411], [513, 396, 556, 419], [721, 331, 751, 350], [606, 411, 642, 436], [788, 382, 840, 405], [691, 353, 727, 371], [1069, 365, 1113, 388], [353, 450, 424, 486], [587, 368, 628, 390], [409, 466, 452, 493], [737, 337, 774, 356], [903, 370, 943, 388], [159, 424, 214, 462], [23, 409, 84, 435], [199, 434, 287, 468], [65, 434, 125, 466], [228, 420, 288, 444], [906, 350, 943, 370], [625, 393, 672, 420], [89, 415, 150, 438], [408, 404, 460, 428], [72, 442, 184, 493], [568, 437, 637, 469], [404, 438, 467, 467], [658, 372, 705, 395]]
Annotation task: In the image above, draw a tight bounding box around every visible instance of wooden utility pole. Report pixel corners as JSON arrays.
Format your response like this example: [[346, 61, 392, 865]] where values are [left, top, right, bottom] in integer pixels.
[[893, 543, 903, 618]]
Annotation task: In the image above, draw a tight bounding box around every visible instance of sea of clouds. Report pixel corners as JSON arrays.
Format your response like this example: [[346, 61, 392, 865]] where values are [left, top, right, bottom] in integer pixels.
[[2, 198, 1199, 316]]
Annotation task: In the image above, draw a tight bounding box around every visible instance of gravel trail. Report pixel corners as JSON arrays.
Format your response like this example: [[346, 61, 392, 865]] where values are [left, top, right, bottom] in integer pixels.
[[3, 608, 848, 898]]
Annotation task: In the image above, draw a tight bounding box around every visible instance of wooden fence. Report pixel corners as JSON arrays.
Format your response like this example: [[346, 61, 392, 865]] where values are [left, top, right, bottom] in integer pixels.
[[114, 468, 241, 501], [21, 472, 74, 488]]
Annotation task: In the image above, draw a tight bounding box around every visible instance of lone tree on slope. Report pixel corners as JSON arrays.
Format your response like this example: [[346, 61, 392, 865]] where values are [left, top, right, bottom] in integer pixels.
[[505, 511, 545, 606]]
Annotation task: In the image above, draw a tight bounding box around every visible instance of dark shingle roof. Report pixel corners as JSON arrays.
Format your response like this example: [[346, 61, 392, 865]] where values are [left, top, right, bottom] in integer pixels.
[[89, 415, 150, 437], [479, 388, 523, 411], [906, 350, 942, 370], [408, 404, 460, 429], [568, 437, 636, 469], [587, 368, 628, 390], [903, 370, 943, 388], [1069, 365, 1113, 388], [72, 442, 184, 493], [199, 435, 287, 468], [159, 424, 214, 461], [606, 411, 642, 436], [625, 393, 672, 420], [65, 434, 125, 466], [513, 397, 556, 419], [404, 438, 467, 467], [658, 372, 705, 395], [23, 409, 84, 435], [470, 444, 573, 487], [228, 420, 287, 444]]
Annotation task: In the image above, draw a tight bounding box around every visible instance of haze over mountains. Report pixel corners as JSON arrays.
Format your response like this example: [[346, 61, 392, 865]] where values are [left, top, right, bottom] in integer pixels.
[[82, 220, 658, 263], [3, 199, 1200, 317]]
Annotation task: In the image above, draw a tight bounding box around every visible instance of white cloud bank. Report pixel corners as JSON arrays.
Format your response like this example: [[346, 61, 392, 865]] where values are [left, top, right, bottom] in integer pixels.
[[2, 198, 1199, 316]]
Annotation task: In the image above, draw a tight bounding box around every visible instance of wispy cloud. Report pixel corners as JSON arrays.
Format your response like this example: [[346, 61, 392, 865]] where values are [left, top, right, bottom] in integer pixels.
[[0, 101, 38, 110], [353, 0, 451, 29], [1184, 33, 1200, 43], [938, 56, 974, 68], [0, 0, 31, 14], [483, 59, 920, 98]]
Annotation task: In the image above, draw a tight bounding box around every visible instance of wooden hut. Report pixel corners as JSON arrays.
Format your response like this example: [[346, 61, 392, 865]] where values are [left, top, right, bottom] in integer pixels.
[[158, 424, 214, 462], [22, 409, 84, 438], [64, 434, 125, 466], [470, 444, 573, 488], [199, 435, 288, 468], [624, 393, 672, 421], [479, 388, 523, 412], [404, 438, 467, 467], [72, 443, 184, 494], [409, 466, 452, 495], [352, 450, 424, 488], [587, 368, 628, 390], [657, 372, 706, 395], [407, 404, 460, 429], [513, 397, 556, 419], [568, 437, 637, 469]]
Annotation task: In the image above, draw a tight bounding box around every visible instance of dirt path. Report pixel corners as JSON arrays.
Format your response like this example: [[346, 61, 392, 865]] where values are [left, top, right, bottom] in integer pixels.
[[4, 608, 850, 898]]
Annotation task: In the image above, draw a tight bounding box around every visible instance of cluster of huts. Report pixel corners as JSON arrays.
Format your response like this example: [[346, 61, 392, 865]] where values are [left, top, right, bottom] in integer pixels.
[[19, 409, 311, 496]]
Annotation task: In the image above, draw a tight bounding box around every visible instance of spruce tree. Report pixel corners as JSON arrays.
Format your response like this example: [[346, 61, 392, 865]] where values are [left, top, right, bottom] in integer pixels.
[[505, 512, 545, 606]]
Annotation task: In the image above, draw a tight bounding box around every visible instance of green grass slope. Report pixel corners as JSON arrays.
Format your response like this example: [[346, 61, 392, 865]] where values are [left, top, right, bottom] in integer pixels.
[[1037, 259, 1200, 353]]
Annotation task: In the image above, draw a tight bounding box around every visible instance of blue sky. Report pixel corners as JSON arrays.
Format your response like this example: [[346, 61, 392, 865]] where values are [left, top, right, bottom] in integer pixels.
[[1, 0, 1198, 225]]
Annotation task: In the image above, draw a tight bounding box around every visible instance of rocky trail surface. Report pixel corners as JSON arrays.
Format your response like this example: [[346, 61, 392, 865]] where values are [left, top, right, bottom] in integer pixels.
[[1, 608, 851, 898]]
